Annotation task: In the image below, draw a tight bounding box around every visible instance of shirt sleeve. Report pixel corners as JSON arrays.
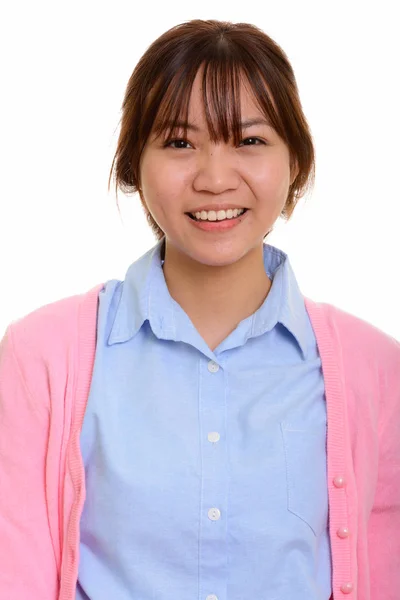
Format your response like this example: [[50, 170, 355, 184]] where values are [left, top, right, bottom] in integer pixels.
[[0, 324, 59, 599]]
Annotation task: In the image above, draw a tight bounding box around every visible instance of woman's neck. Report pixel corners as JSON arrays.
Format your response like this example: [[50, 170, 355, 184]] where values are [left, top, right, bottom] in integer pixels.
[[161, 241, 272, 344]]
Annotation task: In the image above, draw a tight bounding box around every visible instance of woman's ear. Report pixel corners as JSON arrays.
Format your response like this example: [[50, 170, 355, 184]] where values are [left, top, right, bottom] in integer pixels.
[[290, 158, 299, 186]]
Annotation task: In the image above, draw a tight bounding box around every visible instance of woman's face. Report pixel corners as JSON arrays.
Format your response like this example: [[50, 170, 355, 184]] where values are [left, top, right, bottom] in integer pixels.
[[139, 67, 298, 268]]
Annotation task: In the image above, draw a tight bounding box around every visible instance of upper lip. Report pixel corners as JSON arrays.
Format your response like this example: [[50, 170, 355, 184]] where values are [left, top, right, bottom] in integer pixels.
[[186, 204, 248, 214]]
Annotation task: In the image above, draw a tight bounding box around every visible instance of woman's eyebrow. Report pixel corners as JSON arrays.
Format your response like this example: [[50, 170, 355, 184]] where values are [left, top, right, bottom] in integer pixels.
[[163, 117, 272, 132]]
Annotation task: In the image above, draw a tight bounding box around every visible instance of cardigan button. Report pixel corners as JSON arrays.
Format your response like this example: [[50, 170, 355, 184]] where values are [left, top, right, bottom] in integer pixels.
[[333, 476, 346, 488], [340, 582, 353, 594], [337, 526, 350, 538]]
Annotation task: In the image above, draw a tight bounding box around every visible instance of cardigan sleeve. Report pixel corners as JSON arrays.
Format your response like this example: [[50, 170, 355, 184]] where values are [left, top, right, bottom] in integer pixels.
[[0, 324, 59, 599], [368, 344, 400, 599]]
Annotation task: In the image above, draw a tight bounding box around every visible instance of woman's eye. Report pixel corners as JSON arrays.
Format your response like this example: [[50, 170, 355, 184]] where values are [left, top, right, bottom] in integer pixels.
[[239, 137, 265, 146], [164, 139, 192, 149], [164, 137, 265, 149]]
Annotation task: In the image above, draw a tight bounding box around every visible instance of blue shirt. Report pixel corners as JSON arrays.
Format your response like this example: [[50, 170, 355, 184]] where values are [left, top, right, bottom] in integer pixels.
[[76, 239, 332, 600]]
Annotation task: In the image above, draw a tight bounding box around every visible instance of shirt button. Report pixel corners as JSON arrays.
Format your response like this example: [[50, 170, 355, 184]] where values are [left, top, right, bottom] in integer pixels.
[[337, 526, 350, 538], [208, 432, 220, 443], [340, 582, 353, 594], [208, 508, 221, 521], [333, 476, 346, 488], [208, 360, 219, 373], [206, 596, 218, 600]]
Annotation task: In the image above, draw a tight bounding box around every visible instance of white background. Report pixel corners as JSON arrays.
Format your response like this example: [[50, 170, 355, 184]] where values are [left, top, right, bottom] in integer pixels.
[[1, 1, 399, 340]]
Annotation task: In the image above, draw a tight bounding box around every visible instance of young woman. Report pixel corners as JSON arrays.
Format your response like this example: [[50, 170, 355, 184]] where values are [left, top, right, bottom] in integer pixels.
[[0, 19, 399, 600]]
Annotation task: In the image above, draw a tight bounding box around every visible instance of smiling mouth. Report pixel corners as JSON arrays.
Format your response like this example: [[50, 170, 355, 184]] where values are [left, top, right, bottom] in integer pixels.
[[185, 208, 249, 221]]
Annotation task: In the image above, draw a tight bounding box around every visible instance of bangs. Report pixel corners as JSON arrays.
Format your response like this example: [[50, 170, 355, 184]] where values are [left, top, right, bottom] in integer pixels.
[[149, 58, 281, 146]]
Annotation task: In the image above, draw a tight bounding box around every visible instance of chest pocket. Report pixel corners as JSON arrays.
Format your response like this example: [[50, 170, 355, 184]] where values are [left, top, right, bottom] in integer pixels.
[[280, 421, 329, 537]]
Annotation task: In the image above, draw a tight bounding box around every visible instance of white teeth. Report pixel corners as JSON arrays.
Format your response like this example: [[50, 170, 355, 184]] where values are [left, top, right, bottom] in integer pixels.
[[192, 208, 245, 221]]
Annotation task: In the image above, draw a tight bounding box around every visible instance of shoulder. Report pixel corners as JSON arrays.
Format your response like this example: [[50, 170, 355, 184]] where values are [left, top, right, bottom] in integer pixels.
[[3, 283, 104, 370], [305, 296, 400, 373]]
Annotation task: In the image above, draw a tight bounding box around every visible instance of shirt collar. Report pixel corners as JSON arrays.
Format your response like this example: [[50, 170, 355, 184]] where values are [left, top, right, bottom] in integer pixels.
[[108, 238, 309, 360]]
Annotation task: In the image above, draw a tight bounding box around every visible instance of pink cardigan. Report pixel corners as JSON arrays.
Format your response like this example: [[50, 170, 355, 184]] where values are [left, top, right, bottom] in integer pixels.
[[0, 283, 399, 599]]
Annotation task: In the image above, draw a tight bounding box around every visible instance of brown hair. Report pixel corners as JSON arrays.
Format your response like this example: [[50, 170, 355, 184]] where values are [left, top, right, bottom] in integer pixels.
[[108, 19, 316, 242]]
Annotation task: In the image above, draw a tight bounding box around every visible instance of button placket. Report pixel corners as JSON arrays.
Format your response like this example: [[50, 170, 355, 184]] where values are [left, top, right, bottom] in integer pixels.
[[332, 476, 352, 594], [199, 357, 227, 600]]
